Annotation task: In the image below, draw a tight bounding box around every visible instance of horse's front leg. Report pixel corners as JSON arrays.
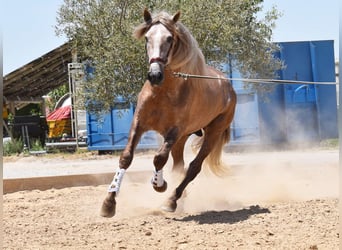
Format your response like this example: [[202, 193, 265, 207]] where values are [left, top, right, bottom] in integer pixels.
[[151, 127, 179, 192], [100, 121, 144, 218]]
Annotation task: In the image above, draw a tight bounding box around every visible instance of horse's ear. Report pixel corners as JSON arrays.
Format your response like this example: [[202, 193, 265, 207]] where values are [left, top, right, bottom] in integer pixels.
[[144, 8, 152, 23], [172, 11, 181, 23]]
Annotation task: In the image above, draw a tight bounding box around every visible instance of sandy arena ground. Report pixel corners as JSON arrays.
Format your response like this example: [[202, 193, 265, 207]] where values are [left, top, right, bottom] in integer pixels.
[[3, 148, 339, 249]]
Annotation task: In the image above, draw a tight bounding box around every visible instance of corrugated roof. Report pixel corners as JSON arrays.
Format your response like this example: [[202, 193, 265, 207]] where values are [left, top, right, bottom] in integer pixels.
[[3, 42, 72, 102], [46, 105, 71, 121]]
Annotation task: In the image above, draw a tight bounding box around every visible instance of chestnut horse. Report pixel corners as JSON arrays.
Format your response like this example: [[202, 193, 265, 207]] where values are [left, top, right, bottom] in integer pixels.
[[100, 9, 236, 217]]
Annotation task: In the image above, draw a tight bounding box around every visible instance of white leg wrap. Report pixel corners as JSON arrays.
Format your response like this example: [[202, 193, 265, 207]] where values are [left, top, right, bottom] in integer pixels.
[[151, 169, 164, 187], [108, 168, 126, 194]]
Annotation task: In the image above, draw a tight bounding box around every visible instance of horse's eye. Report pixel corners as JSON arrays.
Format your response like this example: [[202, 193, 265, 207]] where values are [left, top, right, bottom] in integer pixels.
[[166, 36, 173, 43]]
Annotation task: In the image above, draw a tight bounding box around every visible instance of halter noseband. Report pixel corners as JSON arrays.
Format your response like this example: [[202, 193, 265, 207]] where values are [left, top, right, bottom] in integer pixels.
[[149, 57, 167, 65]]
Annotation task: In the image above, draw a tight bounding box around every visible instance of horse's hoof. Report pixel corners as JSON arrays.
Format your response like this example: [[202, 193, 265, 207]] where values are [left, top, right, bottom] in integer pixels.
[[100, 198, 116, 218], [153, 180, 168, 193], [161, 199, 177, 212]]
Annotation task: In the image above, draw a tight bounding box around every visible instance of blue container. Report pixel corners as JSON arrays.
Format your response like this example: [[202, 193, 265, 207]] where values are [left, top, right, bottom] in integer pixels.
[[232, 40, 338, 145], [86, 100, 159, 151]]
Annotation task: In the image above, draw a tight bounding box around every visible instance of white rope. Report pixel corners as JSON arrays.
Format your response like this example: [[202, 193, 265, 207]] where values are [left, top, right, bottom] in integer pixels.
[[173, 72, 337, 85]]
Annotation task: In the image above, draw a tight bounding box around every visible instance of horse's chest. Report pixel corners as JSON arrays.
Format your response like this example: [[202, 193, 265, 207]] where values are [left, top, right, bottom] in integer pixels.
[[136, 83, 192, 131], [138, 93, 186, 128], [143, 97, 176, 120]]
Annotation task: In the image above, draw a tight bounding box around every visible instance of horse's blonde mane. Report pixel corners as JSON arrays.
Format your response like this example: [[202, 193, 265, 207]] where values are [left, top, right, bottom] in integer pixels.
[[134, 11, 206, 75]]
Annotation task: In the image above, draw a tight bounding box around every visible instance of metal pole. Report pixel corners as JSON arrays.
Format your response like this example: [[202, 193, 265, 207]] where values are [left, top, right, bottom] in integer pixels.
[[68, 62, 84, 151], [68, 63, 75, 138], [73, 69, 79, 151]]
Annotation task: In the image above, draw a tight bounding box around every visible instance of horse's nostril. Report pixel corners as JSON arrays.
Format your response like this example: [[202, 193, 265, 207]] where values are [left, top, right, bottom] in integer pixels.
[[148, 62, 164, 85], [147, 71, 164, 85]]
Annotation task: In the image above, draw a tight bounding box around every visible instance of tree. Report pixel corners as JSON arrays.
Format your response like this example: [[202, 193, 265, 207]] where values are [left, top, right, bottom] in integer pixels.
[[56, 0, 282, 113], [46, 84, 69, 111]]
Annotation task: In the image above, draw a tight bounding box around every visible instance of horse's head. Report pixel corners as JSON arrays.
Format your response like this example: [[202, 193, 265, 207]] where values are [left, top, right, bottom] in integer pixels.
[[137, 9, 181, 85]]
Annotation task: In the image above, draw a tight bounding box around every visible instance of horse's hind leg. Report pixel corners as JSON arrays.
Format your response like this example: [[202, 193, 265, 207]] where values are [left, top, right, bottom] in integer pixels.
[[100, 121, 144, 218], [167, 136, 188, 194], [162, 126, 226, 212], [171, 135, 188, 173], [171, 132, 202, 173]]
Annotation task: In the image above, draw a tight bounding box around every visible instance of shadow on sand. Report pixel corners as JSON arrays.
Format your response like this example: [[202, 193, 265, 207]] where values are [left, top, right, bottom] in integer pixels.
[[174, 205, 270, 225]]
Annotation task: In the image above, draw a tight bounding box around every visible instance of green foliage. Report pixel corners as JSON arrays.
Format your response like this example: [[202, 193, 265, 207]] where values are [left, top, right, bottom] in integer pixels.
[[15, 103, 42, 116], [56, 0, 282, 113], [3, 138, 46, 156], [3, 138, 23, 156], [47, 84, 69, 110], [30, 139, 45, 151], [319, 139, 339, 149]]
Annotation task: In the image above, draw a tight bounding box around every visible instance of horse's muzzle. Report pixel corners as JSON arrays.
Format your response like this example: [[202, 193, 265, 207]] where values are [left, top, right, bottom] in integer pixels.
[[148, 62, 164, 85]]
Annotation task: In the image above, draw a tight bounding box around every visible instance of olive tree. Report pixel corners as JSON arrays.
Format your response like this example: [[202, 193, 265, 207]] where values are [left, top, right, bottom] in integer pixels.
[[56, 0, 281, 112]]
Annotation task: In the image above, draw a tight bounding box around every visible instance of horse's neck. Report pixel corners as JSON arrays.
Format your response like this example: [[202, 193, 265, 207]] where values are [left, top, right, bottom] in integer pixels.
[[163, 68, 184, 88], [170, 43, 207, 75]]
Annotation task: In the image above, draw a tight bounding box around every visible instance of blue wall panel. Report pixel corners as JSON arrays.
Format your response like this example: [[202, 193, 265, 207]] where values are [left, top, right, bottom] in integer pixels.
[[280, 41, 319, 143], [257, 84, 287, 144], [259, 40, 337, 144], [229, 66, 261, 144], [86, 102, 159, 151], [310, 41, 338, 139]]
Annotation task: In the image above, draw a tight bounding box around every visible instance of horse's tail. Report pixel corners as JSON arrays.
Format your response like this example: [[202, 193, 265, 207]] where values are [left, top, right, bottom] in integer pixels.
[[191, 128, 230, 176]]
